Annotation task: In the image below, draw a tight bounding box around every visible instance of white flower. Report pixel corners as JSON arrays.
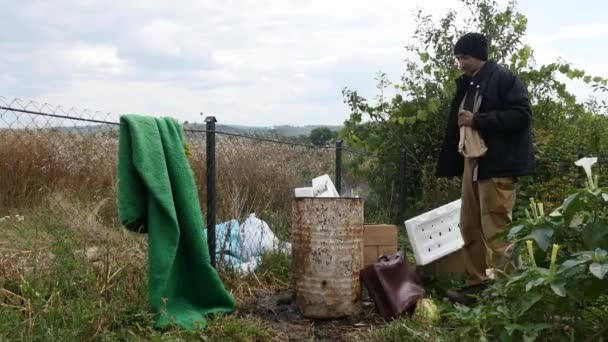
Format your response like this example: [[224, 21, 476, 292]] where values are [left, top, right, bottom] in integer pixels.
[[549, 207, 562, 217], [575, 157, 598, 188], [485, 268, 496, 280], [603, 193, 608, 202]]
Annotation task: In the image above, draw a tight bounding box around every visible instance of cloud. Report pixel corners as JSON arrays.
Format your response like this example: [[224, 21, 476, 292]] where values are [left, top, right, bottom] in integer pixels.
[[528, 23, 608, 46], [1, 0, 603, 126], [524, 22, 608, 103], [137, 19, 185, 57], [62, 44, 128, 76]]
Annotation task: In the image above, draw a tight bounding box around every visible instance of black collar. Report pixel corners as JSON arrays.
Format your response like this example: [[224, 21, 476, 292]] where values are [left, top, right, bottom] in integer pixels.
[[456, 60, 497, 88], [471, 60, 496, 84]]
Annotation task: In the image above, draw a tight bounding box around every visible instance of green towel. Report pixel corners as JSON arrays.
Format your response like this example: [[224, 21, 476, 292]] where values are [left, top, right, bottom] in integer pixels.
[[117, 114, 235, 330]]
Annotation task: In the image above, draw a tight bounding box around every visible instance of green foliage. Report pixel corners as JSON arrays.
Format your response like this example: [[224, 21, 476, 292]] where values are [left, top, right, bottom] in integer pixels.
[[0, 210, 278, 341], [309, 127, 336, 146], [341, 0, 608, 338], [444, 161, 608, 340], [368, 312, 454, 341], [255, 252, 292, 285], [340, 0, 608, 221]]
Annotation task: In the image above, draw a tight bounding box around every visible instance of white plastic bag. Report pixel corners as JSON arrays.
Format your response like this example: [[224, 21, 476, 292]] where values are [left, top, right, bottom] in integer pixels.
[[240, 213, 292, 261]]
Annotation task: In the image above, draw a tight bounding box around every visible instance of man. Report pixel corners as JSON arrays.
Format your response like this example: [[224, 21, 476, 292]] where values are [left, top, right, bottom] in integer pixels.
[[436, 32, 535, 304]]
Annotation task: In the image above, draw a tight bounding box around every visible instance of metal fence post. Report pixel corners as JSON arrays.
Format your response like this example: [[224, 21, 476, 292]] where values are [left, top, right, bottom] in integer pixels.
[[397, 147, 407, 225], [335, 140, 343, 195], [205, 116, 217, 268]]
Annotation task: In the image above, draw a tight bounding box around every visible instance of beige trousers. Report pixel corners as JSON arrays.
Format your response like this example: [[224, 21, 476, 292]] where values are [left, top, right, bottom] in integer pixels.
[[460, 158, 516, 285]]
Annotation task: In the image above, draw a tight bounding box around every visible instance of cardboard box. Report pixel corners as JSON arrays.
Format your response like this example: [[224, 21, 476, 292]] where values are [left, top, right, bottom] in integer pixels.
[[363, 224, 398, 265], [419, 249, 466, 274]]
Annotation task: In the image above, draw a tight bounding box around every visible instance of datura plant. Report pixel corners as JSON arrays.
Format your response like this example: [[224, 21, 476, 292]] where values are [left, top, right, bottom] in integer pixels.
[[447, 158, 608, 341]]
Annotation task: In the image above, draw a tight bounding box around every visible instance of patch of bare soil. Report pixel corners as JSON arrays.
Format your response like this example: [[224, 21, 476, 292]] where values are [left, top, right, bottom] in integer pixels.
[[239, 288, 385, 341]]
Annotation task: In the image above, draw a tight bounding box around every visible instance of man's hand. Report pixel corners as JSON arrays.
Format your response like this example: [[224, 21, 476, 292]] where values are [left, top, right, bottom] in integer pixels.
[[458, 110, 474, 127]]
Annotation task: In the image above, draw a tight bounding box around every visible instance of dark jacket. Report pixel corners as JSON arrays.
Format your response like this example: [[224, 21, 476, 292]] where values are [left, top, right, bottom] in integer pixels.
[[436, 61, 535, 180]]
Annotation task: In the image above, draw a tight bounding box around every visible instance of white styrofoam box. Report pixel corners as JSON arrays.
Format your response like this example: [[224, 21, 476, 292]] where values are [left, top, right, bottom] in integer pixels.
[[405, 199, 464, 265], [295, 187, 314, 197], [311, 174, 340, 197]]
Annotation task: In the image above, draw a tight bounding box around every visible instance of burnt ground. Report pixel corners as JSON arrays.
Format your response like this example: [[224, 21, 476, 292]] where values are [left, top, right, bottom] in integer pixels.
[[238, 288, 386, 341]]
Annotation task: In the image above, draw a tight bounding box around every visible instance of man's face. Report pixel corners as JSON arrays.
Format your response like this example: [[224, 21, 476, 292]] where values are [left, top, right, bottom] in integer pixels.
[[455, 54, 481, 76]]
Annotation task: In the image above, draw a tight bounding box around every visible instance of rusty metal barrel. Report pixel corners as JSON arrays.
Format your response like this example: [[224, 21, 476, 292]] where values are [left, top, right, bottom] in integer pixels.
[[291, 197, 364, 318]]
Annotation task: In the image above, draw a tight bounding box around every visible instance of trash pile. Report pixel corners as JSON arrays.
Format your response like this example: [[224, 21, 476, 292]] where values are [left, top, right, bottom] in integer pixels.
[[205, 213, 291, 274]]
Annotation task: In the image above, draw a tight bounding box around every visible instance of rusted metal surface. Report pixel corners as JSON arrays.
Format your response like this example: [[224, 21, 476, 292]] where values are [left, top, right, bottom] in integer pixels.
[[291, 197, 364, 319]]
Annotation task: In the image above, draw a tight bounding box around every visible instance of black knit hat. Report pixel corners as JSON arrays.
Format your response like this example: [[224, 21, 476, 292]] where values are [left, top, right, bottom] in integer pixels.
[[454, 33, 488, 61]]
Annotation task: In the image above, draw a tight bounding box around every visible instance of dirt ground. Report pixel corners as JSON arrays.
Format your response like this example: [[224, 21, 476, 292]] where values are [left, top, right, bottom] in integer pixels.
[[239, 288, 385, 341]]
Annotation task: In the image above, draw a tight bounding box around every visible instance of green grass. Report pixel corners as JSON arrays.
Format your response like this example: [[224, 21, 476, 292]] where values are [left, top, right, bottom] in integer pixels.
[[367, 317, 455, 342], [256, 252, 292, 286], [8, 203, 606, 341], [0, 206, 280, 342]]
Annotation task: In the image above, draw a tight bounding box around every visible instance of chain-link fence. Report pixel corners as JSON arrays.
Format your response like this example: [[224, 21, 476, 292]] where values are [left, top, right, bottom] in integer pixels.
[[3, 97, 606, 271], [0, 97, 403, 271], [0, 98, 121, 229], [180, 117, 405, 270]]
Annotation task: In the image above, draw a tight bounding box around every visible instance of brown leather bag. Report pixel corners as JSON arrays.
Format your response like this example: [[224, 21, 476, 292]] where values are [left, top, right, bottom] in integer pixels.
[[360, 251, 424, 320]]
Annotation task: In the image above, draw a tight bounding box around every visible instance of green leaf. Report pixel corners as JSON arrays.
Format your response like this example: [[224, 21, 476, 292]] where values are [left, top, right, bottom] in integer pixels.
[[505, 323, 524, 336], [525, 277, 545, 292], [510, 54, 518, 66], [589, 263, 608, 279], [534, 248, 550, 268], [507, 271, 529, 287], [561, 191, 597, 226], [551, 281, 566, 297], [595, 248, 608, 259], [423, 65, 432, 75], [514, 293, 543, 319], [508, 224, 526, 240], [562, 192, 583, 221], [427, 98, 440, 113], [420, 52, 430, 63], [417, 109, 428, 121], [583, 216, 608, 250], [519, 47, 531, 67], [558, 258, 588, 274], [511, 242, 524, 268], [523, 324, 553, 342], [550, 282, 567, 297], [522, 227, 554, 251], [572, 251, 594, 259]]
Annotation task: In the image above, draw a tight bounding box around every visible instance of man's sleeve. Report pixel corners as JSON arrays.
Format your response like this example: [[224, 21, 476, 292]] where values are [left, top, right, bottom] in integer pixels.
[[436, 109, 463, 178], [473, 73, 531, 133]]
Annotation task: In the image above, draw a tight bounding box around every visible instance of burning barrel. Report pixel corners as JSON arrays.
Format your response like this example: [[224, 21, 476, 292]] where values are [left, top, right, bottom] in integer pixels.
[[291, 197, 364, 318]]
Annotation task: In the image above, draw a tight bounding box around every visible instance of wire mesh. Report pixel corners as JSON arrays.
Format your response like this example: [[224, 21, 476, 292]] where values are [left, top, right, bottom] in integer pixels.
[[0, 97, 120, 228], [3, 96, 607, 273]]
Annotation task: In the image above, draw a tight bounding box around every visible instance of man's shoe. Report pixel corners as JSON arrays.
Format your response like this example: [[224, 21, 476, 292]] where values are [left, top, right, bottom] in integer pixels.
[[446, 283, 488, 306]]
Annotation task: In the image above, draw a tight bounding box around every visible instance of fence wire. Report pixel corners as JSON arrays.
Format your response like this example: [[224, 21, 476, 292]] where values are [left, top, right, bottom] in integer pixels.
[[0, 98, 384, 272], [2, 97, 607, 272]]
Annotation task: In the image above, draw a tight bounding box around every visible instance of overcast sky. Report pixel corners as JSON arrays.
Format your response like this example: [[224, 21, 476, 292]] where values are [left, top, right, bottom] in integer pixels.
[[1, 0, 606, 126]]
